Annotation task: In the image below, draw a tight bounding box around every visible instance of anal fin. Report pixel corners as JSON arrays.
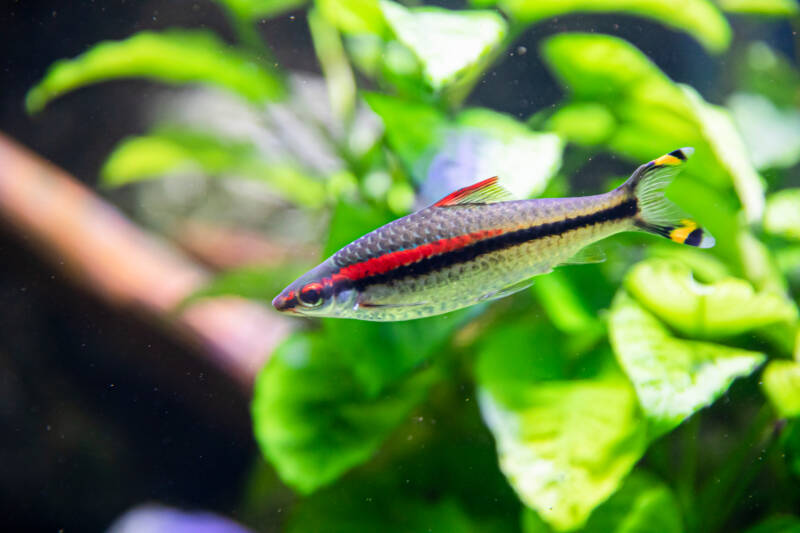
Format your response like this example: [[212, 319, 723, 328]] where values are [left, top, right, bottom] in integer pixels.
[[477, 278, 536, 303], [559, 244, 607, 266]]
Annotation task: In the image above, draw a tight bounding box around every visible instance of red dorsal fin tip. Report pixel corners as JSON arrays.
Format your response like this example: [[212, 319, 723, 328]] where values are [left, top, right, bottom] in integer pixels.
[[433, 176, 513, 207]]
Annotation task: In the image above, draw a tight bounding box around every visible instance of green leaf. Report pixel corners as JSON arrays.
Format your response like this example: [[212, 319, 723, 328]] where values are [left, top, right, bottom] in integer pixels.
[[522, 471, 683, 533], [216, 0, 307, 19], [101, 128, 326, 208], [762, 360, 800, 418], [541, 33, 765, 222], [547, 103, 617, 146], [728, 93, 800, 170], [379, 0, 508, 94], [479, 379, 647, 531], [323, 199, 395, 257], [623, 259, 797, 339], [475, 322, 567, 394], [765, 189, 800, 241], [717, 0, 800, 16], [323, 309, 476, 396], [180, 263, 311, 308], [531, 271, 605, 354], [580, 472, 683, 533], [363, 92, 447, 182], [452, 109, 563, 199], [681, 85, 766, 224], [609, 290, 765, 436], [26, 30, 284, 113], [318, 0, 387, 35], [252, 332, 438, 493], [365, 94, 562, 197], [494, 0, 731, 53], [744, 515, 800, 533], [736, 42, 800, 109], [477, 338, 647, 532]]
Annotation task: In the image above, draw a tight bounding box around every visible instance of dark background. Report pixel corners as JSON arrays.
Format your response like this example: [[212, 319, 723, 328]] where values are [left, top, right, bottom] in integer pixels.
[[0, 2, 794, 531]]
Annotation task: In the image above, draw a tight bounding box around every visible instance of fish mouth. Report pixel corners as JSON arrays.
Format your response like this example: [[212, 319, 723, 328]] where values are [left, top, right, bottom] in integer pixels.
[[272, 291, 299, 314]]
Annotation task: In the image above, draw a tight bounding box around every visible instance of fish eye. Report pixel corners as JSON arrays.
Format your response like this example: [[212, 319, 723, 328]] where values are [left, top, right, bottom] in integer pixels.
[[298, 283, 324, 307]]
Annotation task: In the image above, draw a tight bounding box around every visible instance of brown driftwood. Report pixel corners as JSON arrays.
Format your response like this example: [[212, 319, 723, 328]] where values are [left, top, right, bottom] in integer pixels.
[[0, 132, 291, 385]]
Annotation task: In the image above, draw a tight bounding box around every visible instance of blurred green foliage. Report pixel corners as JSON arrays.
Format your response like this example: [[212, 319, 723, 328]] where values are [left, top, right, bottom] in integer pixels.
[[27, 0, 800, 531]]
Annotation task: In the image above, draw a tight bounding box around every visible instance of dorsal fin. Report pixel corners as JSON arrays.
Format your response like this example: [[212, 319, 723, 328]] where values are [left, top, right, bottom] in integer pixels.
[[433, 176, 513, 207]]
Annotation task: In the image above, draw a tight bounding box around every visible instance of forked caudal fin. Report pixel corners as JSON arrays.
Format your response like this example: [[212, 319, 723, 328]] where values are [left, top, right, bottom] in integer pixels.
[[623, 147, 715, 248]]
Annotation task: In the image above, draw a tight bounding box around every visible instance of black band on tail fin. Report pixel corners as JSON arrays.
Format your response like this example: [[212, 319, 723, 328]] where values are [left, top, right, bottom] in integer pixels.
[[624, 147, 715, 249]]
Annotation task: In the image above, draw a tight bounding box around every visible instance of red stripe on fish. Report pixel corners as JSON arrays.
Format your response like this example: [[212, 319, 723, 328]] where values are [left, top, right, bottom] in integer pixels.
[[333, 228, 506, 282]]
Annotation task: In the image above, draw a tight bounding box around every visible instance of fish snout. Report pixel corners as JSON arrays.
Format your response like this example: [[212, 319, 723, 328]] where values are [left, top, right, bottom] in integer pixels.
[[272, 291, 299, 314]]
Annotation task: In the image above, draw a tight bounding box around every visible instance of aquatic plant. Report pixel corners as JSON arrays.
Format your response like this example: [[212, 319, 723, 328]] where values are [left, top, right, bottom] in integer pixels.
[[28, 0, 800, 531]]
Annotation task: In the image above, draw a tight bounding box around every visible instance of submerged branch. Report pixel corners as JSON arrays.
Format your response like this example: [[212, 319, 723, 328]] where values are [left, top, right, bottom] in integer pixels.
[[0, 132, 291, 386]]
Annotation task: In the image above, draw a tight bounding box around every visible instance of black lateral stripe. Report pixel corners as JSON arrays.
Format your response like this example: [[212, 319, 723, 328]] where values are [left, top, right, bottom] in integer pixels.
[[349, 198, 637, 291]]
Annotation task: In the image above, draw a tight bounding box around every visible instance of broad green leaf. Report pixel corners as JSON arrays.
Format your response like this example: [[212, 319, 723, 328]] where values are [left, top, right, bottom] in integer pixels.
[[322, 309, 476, 396], [363, 92, 447, 182], [646, 244, 731, 283], [765, 189, 800, 241], [624, 259, 797, 338], [522, 472, 683, 533], [323, 200, 395, 257], [479, 379, 647, 531], [494, 0, 730, 53], [379, 0, 507, 94], [531, 271, 605, 353], [27, 30, 284, 113], [681, 85, 765, 223], [609, 290, 765, 436], [475, 322, 566, 393], [365, 94, 562, 198], [252, 332, 438, 493], [736, 229, 788, 294], [101, 129, 326, 208], [744, 515, 800, 533], [547, 103, 617, 146], [452, 109, 563, 199], [718, 0, 799, 16], [541, 33, 765, 222], [762, 360, 800, 418], [180, 263, 311, 308], [728, 93, 800, 170], [318, 0, 387, 35], [542, 33, 708, 174], [216, 0, 307, 19], [737, 42, 800, 109], [580, 472, 683, 533]]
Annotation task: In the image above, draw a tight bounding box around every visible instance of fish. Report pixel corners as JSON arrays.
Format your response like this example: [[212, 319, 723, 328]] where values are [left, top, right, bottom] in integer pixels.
[[273, 148, 714, 321]]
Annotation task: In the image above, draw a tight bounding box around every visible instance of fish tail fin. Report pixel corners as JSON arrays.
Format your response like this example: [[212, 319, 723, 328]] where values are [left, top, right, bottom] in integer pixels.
[[623, 147, 715, 248]]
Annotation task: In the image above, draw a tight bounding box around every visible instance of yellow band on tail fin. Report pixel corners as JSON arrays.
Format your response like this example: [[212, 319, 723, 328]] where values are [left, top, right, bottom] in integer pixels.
[[669, 219, 698, 244], [653, 153, 683, 166]]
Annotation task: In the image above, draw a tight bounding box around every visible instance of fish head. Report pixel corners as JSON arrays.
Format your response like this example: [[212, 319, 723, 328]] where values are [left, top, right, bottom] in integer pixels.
[[272, 259, 357, 318]]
